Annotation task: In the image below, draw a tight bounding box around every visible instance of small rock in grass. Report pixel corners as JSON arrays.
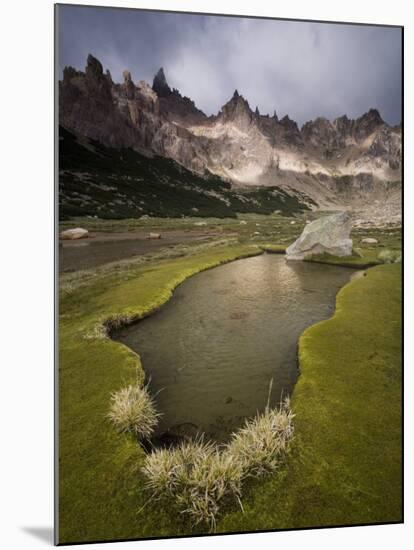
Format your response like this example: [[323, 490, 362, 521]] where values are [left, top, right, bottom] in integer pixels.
[[60, 227, 89, 240], [148, 232, 161, 239], [361, 237, 378, 244]]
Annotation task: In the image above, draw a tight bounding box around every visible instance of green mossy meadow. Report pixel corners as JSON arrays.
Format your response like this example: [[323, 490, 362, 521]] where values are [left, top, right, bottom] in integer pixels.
[[58, 237, 401, 543]]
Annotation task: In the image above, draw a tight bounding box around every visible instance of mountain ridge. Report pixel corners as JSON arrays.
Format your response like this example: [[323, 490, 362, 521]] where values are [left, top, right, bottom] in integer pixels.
[[59, 54, 402, 211]]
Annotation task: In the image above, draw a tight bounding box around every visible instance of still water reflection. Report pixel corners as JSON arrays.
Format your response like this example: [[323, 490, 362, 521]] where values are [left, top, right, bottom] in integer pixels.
[[114, 254, 354, 443]]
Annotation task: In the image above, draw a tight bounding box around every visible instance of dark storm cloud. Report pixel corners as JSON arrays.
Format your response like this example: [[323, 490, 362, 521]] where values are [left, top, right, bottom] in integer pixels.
[[58, 5, 402, 126]]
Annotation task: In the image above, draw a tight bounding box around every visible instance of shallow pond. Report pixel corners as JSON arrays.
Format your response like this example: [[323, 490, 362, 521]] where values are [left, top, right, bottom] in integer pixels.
[[114, 254, 355, 443], [59, 232, 218, 272]]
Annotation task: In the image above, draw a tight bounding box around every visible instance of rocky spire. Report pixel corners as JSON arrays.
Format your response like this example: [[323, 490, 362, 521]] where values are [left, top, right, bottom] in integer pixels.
[[84, 54, 111, 99], [123, 70, 135, 100], [255, 106, 260, 116], [152, 67, 172, 97], [85, 54, 104, 79]]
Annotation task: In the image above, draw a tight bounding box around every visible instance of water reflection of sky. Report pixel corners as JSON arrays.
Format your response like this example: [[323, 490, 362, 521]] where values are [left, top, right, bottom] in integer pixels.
[[115, 254, 352, 442]]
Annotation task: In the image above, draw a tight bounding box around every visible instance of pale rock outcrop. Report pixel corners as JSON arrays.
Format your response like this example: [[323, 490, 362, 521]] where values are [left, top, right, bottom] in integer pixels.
[[286, 212, 352, 260], [361, 237, 378, 244]]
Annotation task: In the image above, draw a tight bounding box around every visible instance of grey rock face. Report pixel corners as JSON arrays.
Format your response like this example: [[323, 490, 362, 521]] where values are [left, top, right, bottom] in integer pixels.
[[286, 212, 353, 260], [302, 117, 344, 149]]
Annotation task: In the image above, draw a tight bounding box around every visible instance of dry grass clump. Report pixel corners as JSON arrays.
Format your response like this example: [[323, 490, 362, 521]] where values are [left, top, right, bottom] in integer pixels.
[[377, 249, 401, 264], [141, 397, 294, 530], [108, 384, 160, 439], [142, 438, 243, 530], [226, 398, 294, 477]]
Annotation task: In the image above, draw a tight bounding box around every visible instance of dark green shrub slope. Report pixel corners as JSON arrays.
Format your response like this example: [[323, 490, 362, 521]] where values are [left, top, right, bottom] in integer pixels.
[[59, 126, 313, 220]]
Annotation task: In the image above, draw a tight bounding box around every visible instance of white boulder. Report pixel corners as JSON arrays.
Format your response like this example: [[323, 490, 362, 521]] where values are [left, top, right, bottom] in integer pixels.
[[60, 227, 89, 240], [286, 212, 353, 260], [361, 237, 378, 244]]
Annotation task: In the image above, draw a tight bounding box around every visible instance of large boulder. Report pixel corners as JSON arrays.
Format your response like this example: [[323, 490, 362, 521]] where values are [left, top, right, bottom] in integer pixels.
[[286, 212, 352, 260], [60, 227, 89, 240]]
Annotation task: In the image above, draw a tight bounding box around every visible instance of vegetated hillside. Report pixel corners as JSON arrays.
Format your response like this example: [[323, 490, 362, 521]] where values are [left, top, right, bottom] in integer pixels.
[[59, 126, 314, 220]]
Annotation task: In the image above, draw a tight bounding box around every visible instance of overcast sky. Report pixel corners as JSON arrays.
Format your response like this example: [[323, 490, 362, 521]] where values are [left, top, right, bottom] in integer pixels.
[[58, 5, 402, 126]]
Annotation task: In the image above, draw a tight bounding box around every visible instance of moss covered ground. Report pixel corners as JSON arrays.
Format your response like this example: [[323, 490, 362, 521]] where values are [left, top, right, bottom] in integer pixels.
[[58, 222, 402, 543]]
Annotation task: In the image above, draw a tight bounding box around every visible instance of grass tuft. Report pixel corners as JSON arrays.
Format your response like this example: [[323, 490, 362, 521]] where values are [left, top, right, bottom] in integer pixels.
[[141, 399, 294, 530], [108, 384, 160, 439], [226, 398, 294, 477], [377, 249, 401, 264]]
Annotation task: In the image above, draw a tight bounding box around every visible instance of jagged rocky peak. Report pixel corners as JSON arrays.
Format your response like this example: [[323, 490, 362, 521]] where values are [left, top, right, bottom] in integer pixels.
[[361, 108, 383, 125], [151, 67, 206, 124], [277, 115, 303, 147], [83, 53, 112, 98], [279, 114, 299, 132], [219, 89, 253, 125], [354, 108, 384, 139], [85, 54, 104, 79], [152, 67, 172, 97]]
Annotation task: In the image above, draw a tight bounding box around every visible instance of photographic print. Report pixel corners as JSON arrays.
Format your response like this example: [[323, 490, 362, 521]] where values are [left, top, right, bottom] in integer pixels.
[[56, 4, 403, 545]]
